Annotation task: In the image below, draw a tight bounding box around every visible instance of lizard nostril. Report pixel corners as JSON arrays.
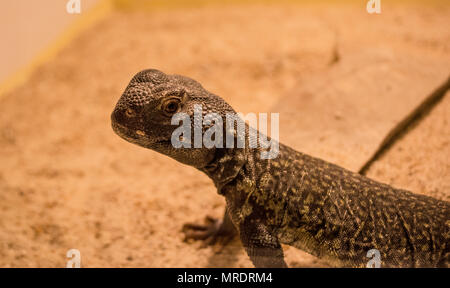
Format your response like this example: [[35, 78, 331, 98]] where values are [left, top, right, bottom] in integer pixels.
[[125, 108, 136, 118]]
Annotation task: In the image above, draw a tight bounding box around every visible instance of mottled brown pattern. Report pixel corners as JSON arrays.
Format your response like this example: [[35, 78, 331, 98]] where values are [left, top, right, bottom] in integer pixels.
[[111, 69, 449, 268], [225, 144, 450, 267]]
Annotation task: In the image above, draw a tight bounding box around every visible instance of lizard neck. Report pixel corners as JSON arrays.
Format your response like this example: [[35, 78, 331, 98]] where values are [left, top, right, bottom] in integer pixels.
[[200, 147, 248, 195], [199, 123, 261, 195]]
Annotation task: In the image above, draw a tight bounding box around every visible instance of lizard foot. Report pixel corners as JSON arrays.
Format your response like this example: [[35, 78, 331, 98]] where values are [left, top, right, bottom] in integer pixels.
[[182, 216, 237, 253]]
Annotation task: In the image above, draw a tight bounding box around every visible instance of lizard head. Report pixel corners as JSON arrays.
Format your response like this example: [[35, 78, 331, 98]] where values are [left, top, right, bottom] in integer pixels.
[[111, 69, 236, 168]]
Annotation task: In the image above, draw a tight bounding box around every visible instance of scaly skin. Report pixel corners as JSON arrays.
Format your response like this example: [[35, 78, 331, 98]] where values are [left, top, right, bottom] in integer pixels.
[[111, 69, 450, 268]]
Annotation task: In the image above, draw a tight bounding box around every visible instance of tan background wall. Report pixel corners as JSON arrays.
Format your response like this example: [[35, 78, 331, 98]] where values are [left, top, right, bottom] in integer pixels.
[[0, 0, 101, 85]]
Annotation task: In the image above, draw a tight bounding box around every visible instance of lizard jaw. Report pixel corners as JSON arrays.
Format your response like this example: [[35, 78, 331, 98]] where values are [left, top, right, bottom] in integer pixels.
[[111, 114, 172, 150]]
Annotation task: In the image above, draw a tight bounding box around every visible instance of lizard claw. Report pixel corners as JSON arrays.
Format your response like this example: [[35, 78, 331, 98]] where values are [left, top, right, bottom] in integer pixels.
[[182, 216, 236, 253]]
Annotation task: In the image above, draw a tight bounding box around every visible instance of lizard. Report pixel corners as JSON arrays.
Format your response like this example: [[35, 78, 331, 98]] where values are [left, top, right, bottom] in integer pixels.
[[111, 69, 450, 268]]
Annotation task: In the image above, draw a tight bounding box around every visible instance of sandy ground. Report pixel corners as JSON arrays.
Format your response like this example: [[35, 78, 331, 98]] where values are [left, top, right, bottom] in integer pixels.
[[0, 2, 449, 267]]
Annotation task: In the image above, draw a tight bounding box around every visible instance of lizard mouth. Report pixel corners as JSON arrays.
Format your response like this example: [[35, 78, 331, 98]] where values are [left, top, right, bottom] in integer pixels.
[[111, 121, 139, 142], [111, 113, 148, 144], [111, 116, 172, 148]]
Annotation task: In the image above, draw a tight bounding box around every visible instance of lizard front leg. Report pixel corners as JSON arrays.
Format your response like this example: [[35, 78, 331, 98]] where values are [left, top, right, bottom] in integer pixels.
[[182, 208, 237, 248], [239, 218, 288, 268]]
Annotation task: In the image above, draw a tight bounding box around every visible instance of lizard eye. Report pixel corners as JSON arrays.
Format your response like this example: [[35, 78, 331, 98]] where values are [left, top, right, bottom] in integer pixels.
[[125, 108, 136, 117], [162, 98, 180, 116]]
